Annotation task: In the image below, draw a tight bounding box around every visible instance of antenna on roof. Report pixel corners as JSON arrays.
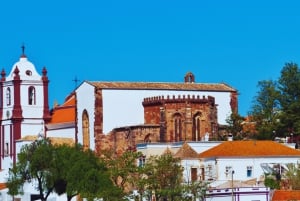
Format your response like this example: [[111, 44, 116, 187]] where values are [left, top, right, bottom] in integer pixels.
[[73, 76, 80, 88]]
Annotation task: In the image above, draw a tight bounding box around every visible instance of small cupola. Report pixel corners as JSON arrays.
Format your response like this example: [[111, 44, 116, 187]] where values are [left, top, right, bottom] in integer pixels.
[[7, 45, 41, 81], [184, 72, 195, 83]]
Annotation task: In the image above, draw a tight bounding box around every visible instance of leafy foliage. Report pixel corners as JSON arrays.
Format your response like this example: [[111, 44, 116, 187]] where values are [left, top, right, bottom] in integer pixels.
[[250, 62, 300, 139], [143, 153, 184, 201], [7, 138, 114, 201], [264, 173, 280, 190], [7, 138, 54, 201], [283, 163, 300, 190], [225, 113, 245, 139], [100, 149, 142, 200]]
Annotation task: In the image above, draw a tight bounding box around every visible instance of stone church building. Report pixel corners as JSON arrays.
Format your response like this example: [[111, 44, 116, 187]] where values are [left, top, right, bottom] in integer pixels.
[[0, 50, 238, 200], [0, 50, 239, 171], [49, 71, 238, 155]]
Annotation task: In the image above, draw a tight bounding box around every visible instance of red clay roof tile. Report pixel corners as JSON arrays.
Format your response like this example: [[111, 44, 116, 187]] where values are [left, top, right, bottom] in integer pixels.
[[199, 141, 300, 158], [174, 142, 199, 159], [272, 190, 300, 200], [49, 95, 76, 124], [88, 81, 237, 92]]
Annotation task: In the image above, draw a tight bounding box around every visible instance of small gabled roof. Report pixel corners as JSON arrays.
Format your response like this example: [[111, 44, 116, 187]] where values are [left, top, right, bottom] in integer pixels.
[[163, 147, 174, 155], [174, 142, 199, 159], [199, 140, 300, 158]]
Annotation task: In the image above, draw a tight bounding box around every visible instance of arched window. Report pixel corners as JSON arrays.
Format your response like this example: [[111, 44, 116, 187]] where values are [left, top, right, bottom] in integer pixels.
[[193, 113, 201, 141], [6, 87, 11, 106], [174, 113, 182, 142], [82, 110, 90, 150], [28, 86, 36, 105]]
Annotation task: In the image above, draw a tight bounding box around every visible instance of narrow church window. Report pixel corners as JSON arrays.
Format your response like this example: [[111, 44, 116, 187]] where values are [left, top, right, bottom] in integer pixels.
[[6, 88, 11, 106], [82, 110, 90, 150], [28, 86, 36, 105], [192, 114, 201, 141], [4, 142, 9, 156], [174, 114, 182, 142]]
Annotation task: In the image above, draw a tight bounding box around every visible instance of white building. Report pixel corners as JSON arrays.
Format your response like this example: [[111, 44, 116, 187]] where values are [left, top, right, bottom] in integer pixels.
[[0, 50, 51, 178], [0, 51, 72, 201], [137, 140, 300, 201]]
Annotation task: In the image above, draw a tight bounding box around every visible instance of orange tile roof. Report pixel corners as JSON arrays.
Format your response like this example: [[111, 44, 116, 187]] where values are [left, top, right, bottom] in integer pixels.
[[87, 81, 237, 92], [174, 142, 199, 159], [199, 141, 300, 158], [49, 94, 76, 124], [0, 183, 6, 190], [272, 190, 300, 201]]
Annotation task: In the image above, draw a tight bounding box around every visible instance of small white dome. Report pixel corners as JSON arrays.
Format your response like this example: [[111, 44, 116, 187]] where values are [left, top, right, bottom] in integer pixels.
[[7, 56, 41, 81]]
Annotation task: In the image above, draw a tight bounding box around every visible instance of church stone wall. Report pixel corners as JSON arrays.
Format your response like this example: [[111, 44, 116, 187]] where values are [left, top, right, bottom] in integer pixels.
[[143, 94, 218, 142], [96, 94, 218, 155]]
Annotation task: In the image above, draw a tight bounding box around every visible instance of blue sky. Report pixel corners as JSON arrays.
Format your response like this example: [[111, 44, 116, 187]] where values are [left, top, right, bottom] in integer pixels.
[[0, 1, 299, 116]]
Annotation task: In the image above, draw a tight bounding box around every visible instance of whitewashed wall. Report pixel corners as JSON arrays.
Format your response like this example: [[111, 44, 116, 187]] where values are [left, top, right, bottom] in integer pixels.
[[76, 82, 96, 150], [205, 156, 300, 183], [102, 89, 232, 134]]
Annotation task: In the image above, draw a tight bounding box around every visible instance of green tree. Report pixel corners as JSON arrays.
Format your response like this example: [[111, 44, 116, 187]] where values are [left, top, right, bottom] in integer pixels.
[[250, 80, 281, 139], [183, 181, 208, 201], [6, 138, 55, 201], [52, 144, 115, 201], [250, 63, 300, 139], [277, 63, 300, 137], [225, 113, 245, 140], [284, 163, 300, 190], [264, 173, 280, 190], [101, 149, 142, 200], [7, 138, 115, 201], [144, 153, 184, 201]]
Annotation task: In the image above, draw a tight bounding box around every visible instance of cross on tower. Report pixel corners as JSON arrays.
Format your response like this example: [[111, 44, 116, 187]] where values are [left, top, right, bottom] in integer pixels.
[[21, 43, 26, 56], [73, 76, 80, 88]]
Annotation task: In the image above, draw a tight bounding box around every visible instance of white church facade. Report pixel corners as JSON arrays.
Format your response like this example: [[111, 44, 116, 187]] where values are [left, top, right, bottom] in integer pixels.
[[0, 51, 51, 181]]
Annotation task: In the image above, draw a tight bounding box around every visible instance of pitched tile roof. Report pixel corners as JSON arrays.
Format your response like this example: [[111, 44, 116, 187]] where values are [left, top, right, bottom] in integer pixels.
[[163, 147, 174, 155], [87, 81, 237, 92], [272, 190, 300, 201], [49, 94, 76, 124], [199, 140, 300, 158], [174, 142, 199, 159]]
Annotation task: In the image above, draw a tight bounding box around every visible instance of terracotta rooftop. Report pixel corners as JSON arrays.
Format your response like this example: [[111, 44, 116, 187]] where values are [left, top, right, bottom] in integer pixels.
[[87, 81, 237, 92], [0, 183, 6, 190], [199, 140, 300, 158], [174, 142, 199, 159], [272, 190, 300, 201], [49, 94, 76, 124]]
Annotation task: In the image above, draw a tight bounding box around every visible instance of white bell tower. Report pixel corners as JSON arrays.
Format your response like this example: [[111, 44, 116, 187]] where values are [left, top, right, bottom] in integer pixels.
[[0, 46, 51, 170]]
